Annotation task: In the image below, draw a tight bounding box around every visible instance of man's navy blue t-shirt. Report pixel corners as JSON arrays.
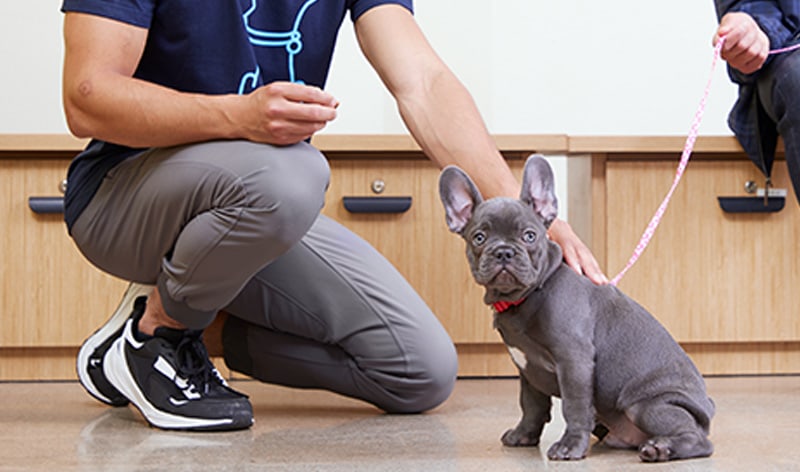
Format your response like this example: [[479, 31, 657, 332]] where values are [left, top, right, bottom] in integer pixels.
[[60, 0, 413, 231]]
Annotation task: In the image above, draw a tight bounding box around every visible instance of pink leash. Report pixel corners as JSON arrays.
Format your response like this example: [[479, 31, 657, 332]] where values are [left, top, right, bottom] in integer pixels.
[[609, 38, 800, 286]]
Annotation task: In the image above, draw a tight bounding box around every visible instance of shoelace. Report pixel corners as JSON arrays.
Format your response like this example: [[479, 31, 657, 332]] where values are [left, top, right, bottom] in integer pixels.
[[174, 331, 215, 395]]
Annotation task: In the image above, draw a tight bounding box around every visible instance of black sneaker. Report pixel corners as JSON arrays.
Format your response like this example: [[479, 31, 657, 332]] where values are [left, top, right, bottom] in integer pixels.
[[76, 282, 153, 406], [103, 307, 254, 431]]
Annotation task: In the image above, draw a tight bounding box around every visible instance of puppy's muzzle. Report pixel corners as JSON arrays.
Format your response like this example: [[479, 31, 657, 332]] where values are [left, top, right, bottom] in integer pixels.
[[493, 245, 517, 263]]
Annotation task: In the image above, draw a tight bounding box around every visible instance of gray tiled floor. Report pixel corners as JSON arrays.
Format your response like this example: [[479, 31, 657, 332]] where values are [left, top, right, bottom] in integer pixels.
[[1, 376, 799, 471]]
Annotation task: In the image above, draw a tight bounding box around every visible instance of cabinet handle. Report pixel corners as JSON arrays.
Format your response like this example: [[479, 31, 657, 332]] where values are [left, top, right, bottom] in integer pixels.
[[342, 196, 412, 214], [31, 195, 416, 215], [29, 196, 64, 214], [717, 196, 785, 213]]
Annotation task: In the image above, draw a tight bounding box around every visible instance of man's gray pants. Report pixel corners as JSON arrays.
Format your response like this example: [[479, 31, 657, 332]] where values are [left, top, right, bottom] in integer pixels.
[[71, 140, 458, 414]]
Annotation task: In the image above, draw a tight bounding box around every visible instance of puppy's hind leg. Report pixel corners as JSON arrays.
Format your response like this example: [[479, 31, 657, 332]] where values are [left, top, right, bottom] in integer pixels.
[[628, 397, 713, 462]]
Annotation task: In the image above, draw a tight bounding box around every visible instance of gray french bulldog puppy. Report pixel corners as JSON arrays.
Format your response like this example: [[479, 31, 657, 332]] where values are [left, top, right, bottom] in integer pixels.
[[439, 154, 714, 462]]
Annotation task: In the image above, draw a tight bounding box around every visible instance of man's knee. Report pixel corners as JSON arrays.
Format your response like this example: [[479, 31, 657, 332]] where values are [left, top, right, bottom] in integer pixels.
[[375, 342, 458, 414], [228, 141, 330, 251], [406, 350, 459, 413]]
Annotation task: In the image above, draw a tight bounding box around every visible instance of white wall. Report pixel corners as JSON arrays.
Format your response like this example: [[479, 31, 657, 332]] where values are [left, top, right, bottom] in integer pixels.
[[0, 1, 735, 137], [326, 0, 736, 137], [0, 2, 68, 134]]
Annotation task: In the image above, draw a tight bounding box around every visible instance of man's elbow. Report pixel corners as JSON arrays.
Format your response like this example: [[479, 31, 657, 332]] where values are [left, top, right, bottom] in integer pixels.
[[63, 105, 93, 139], [63, 76, 103, 138], [62, 87, 99, 139]]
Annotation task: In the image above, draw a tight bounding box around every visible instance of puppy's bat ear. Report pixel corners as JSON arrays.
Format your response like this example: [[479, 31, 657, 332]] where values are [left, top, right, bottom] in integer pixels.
[[520, 154, 558, 228], [439, 165, 483, 234]]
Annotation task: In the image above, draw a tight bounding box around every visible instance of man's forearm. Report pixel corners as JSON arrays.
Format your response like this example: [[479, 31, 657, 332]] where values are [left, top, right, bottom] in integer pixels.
[[64, 72, 244, 148], [396, 67, 519, 199]]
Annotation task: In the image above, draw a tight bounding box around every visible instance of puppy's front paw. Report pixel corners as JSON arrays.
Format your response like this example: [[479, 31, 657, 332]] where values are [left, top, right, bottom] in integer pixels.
[[501, 427, 541, 447], [547, 433, 589, 460]]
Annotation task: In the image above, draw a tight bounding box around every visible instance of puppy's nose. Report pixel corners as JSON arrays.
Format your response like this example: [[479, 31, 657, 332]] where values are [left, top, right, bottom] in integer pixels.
[[494, 247, 515, 262]]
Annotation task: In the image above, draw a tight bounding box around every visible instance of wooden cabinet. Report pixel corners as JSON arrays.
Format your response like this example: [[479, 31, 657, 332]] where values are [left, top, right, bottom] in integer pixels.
[[0, 134, 566, 380], [576, 136, 800, 375], [11, 134, 792, 379], [0, 143, 129, 380], [0, 158, 127, 348]]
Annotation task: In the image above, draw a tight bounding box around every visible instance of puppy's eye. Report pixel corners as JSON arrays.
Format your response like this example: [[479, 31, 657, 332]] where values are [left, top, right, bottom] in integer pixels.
[[472, 232, 487, 246], [522, 230, 537, 244]]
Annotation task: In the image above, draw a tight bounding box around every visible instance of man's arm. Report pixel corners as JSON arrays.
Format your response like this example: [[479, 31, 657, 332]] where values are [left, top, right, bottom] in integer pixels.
[[353, 5, 607, 284], [62, 12, 338, 148], [353, 5, 514, 199]]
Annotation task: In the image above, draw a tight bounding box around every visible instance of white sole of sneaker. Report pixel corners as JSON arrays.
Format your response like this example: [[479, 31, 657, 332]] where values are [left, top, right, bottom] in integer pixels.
[[76, 282, 153, 405], [104, 322, 237, 431]]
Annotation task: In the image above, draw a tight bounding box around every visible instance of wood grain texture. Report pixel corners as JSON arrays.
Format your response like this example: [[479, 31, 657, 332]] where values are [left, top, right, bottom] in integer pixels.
[[606, 159, 800, 343], [0, 159, 128, 347], [0, 133, 568, 154], [569, 135, 753, 154]]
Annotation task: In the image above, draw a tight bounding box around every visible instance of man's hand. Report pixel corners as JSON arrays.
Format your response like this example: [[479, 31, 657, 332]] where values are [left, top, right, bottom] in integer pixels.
[[548, 219, 608, 285], [714, 12, 770, 74], [241, 81, 339, 145]]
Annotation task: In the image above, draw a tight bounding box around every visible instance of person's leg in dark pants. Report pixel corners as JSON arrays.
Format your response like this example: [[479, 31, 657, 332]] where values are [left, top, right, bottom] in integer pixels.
[[758, 49, 800, 204]]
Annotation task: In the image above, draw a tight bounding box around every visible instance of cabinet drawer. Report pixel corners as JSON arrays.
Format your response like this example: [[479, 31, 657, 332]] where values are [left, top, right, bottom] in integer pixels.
[[0, 159, 127, 347], [606, 159, 800, 343]]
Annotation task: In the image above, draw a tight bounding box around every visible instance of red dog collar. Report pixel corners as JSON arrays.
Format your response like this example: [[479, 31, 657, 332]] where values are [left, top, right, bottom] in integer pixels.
[[492, 298, 526, 313]]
